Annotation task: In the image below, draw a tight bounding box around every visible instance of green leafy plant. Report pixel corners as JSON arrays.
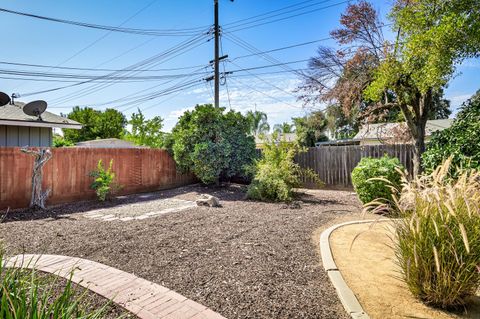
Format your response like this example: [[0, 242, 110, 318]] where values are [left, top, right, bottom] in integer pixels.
[[370, 159, 480, 309], [351, 155, 404, 205], [53, 134, 74, 147], [125, 108, 165, 148], [89, 159, 119, 201], [423, 90, 480, 175], [247, 133, 322, 202], [0, 250, 110, 318], [63, 107, 127, 143], [169, 104, 256, 185]]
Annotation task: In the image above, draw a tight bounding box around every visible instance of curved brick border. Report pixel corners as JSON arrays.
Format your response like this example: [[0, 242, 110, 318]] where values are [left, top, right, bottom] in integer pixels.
[[5, 254, 226, 319], [320, 219, 391, 319]]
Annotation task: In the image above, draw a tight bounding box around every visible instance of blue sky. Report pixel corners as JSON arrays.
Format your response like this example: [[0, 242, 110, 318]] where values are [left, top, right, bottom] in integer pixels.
[[1, 0, 478, 131]]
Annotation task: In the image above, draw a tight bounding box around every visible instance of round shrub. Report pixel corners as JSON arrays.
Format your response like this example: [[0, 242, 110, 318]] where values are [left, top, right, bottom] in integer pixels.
[[170, 104, 256, 184], [351, 155, 404, 204]]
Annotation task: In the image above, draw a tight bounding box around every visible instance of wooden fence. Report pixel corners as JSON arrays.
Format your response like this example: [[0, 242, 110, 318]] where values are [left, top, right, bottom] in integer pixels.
[[0, 147, 196, 210], [295, 144, 414, 188]]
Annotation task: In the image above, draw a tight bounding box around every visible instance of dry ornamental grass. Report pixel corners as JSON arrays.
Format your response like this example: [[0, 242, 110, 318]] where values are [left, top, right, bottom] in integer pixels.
[[370, 159, 480, 309]]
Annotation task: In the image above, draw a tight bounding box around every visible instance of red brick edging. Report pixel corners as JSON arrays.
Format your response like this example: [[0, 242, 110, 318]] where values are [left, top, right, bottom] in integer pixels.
[[6, 254, 226, 319]]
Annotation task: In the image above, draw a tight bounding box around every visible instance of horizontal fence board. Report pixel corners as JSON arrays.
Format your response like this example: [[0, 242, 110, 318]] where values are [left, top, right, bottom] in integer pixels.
[[294, 144, 414, 188], [0, 147, 196, 210]]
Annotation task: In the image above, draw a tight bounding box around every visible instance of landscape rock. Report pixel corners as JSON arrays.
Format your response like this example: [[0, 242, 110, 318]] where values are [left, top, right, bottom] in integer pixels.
[[196, 194, 221, 207], [281, 201, 303, 209]]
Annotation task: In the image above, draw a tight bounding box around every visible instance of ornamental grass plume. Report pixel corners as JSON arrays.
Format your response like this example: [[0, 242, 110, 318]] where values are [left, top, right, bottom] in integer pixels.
[[0, 250, 110, 318], [369, 158, 480, 309]]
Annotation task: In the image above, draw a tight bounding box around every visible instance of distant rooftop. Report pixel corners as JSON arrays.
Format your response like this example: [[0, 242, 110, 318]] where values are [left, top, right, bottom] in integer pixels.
[[76, 138, 146, 148], [0, 102, 82, 129], [354, 119, 453, 140]]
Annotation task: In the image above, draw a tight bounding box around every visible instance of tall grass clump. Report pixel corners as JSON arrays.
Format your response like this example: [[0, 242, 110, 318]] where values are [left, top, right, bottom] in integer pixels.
[[375, 159, 480, 309], [0, 250, 109, 318]]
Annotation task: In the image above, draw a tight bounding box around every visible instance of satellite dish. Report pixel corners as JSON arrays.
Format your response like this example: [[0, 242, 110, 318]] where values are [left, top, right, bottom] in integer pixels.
[[23, 100, 47, 121], [0, 92, 10, 106]]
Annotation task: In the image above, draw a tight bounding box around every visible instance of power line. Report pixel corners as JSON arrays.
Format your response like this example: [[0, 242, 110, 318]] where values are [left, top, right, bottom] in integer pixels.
[[0, 61, 314, 84], [50, 66, 209, 109], [228, 60, 299, 100], [228, 77, 303, 111], [54, 0, 162, 68], [222, 0, 319, 27], [20, 33, 209, 99], [231, 36, 333, 60], [224, 0, 349, 33], [49, 35, 210, 106], [219, 36, 232, 110], [11, 0, 163, 93], [0, 6, 209, 36], [224, 33, 331, 90], [224, 0, 337, 30], [0, 68, 208, 81], [0, 60, 206, 72], [230, 59, 310, 72]]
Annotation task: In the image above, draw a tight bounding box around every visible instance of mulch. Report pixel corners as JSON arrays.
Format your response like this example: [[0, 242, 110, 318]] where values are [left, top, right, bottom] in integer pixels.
[[0, 184, 363, 319]]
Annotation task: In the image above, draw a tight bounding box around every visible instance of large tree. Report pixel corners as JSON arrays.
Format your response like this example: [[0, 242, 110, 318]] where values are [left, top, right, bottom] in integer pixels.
[[273, 122, 295, 134], [297, 1, 389, 129], [364, 0, 480, 175], [125, 108, 165, 148], [245, 110, 270, 136], [293, 111, 328, 147], [63, 107, 127, 143]]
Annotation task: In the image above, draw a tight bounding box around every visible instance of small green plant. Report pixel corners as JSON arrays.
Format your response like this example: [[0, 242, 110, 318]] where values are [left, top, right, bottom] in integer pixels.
[[351, 155, 404, 205], [53, 134, 74, 147], [89, 159, 119, 201], [247, 133, 322, 202], [0, 249, 109, 318], [369, 159, 480, 309]]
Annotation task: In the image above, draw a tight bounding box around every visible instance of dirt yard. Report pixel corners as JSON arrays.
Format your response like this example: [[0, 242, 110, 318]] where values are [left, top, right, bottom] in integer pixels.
[[0, 184, 363, 319], [330, 221, 480, 319]]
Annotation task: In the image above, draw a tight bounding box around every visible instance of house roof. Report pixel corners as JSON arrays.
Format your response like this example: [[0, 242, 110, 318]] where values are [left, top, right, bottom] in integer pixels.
[[354, 119, 453, 140], [76, 138, 146, 148], [0, 102, 82, 129]]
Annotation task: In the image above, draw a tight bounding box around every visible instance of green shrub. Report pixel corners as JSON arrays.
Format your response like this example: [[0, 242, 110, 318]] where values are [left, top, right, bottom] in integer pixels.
[[0, 250, 109, 318], [53, 134, 74, 147], [247, 133, 322, 202], [351, 155, 404, 205], [89, 159, 119, 201], [170, 104, 256, 184], [380, 159, 480, 309], [423, 90, 480, 174]]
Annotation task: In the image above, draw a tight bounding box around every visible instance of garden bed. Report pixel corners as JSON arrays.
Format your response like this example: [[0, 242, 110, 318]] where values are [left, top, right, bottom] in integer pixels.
[[329, 221, 480, 319], [1, 269, 135, 318], [0, 184, 363, 318]]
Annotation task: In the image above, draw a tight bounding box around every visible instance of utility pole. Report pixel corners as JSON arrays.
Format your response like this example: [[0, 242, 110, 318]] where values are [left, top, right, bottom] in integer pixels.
[[214, 0, 220, 108]]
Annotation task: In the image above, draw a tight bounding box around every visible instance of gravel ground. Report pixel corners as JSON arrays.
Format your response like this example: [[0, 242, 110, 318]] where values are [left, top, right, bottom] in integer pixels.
[[0, 184, 363, 319]]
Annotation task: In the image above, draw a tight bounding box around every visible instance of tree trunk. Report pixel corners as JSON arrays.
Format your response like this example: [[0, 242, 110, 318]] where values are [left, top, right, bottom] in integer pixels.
[[21, 148, 52, 209], [412, 123, 426, 177]]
